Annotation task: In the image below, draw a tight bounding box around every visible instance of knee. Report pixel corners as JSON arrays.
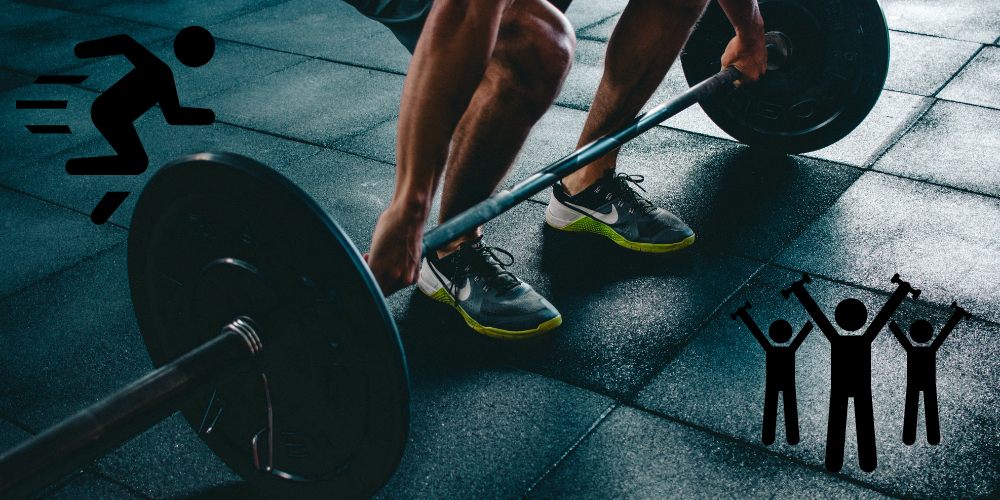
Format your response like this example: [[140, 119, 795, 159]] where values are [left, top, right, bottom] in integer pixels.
[[494, 2, 576, 117]]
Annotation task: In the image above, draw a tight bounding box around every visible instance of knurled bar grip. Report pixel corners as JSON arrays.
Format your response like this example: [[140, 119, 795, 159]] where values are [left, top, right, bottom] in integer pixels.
[[0, 319, 262, 500], [421, 66, 742, 255]]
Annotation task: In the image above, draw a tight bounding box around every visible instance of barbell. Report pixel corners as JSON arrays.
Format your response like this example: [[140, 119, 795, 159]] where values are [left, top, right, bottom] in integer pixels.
[[0, 0, 889, 498]]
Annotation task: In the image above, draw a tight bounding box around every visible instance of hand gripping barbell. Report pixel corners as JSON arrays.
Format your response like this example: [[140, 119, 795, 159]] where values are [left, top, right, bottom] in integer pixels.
[[0, 0, 889, 497]]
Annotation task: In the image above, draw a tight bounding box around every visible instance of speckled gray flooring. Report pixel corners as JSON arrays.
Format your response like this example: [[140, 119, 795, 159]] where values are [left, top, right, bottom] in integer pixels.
[[2, 0, 999, 498]]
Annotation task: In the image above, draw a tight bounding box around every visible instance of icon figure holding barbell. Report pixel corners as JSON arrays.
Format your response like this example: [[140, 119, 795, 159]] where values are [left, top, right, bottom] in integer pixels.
[[731, 302, 812, 445], [888, 301, 970, 446], [782, 273, 920, 473]]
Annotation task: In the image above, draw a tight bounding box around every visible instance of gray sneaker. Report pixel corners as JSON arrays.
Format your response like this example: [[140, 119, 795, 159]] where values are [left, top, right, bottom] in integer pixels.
[[545, 171, 694, 252], [417, 239, 562, 339]]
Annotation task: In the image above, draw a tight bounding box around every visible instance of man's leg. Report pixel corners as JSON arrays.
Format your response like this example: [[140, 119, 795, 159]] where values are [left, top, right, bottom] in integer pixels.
[[435, 0, 575, 255], [542, 0, 706, 254], [414, 0, 574, 339], [561, 0, 708, 194]]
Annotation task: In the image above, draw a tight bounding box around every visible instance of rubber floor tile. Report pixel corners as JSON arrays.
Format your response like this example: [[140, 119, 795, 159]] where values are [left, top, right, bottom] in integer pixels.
[[874, 100, 1000, 198], [526, 405, 891, 499], [636, 268, 1000, 498], [774, 172, 1000, 323]]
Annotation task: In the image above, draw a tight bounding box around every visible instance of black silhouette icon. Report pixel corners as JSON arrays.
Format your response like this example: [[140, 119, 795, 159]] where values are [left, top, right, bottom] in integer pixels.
[[731, 302, 813, 445], [65, 26, 216, 224], [888, 301, 970, 446], [781, 273, 920, 473], [17, 75, 89, 134]]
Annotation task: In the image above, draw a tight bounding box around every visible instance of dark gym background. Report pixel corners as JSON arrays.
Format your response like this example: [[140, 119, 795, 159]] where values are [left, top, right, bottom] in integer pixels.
[[1, 0, 998, 498]]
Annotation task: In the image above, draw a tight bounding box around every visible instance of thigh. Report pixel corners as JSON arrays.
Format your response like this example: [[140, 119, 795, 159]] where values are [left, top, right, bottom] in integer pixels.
[[365, 0, 574, 55]]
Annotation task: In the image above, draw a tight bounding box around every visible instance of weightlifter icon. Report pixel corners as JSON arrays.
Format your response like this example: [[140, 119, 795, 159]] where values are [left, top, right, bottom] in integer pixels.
[[781, 273, 920, 473]]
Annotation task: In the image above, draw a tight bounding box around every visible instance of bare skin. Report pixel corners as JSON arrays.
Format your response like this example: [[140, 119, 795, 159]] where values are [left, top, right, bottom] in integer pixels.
[[365, 0, 765, 295], [561, 0, 767, 195], [365, 0, 575, 296]]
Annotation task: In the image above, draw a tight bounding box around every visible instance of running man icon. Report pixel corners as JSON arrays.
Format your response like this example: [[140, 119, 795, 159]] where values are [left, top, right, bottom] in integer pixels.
[[731, 302, 813, 446], [66, 26, 216, 176], [66, 27, 215, 224], [888, 301, 970, 446]]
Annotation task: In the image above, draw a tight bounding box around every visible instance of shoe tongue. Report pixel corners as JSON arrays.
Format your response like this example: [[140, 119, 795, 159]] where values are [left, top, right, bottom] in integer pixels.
[[462, 240, 520, 293]]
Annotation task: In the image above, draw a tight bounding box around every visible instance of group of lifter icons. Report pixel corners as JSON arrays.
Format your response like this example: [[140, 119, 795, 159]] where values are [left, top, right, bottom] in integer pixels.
[[731, 273, 970, 473]]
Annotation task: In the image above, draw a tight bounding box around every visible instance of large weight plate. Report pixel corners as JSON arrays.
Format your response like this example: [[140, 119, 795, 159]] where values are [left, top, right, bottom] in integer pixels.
[[128, 152, 409, 499], [682, 0, 890, 153]]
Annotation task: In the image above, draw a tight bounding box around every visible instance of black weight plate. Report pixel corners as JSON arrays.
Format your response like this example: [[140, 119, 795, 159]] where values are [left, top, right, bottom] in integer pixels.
[[681, 0, 890, 153], [128, 152, 409, 500]]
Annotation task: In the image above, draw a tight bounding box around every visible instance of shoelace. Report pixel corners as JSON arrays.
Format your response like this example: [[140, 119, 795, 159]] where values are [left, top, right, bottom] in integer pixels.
[[447, 243, 520, 298], [611, 173, 657, 215]]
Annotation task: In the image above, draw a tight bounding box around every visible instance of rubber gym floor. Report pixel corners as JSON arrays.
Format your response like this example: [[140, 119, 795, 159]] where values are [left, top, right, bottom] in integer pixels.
[[1, 0, 999, 498]]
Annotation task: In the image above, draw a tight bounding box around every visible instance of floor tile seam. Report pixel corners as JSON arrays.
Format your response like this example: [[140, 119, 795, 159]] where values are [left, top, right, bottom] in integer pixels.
[[1, 99, 328, 184], [325, 115, 399, 159], [9, 0, 102, 14], [550, 100, 881, 174], [82, 466, 156, 500], [0, 409, 36, 435], [575, 34, 610, 43], [0, 239, 127, 304], [516, 401, 619, 500], [856, 95, 936, 173], [0, 65, 51, 80], [503, 363, 624, 404], [191, 54, 314, 103], [865, 166, 1000, 203], [25, 469, 87, 500], [620, 258, 773, 402], [764, 261, 1000, 328], [3, 3, 411, 78], [852, 94, 937, 170], [931, 44, 986, 100], [622, 176, 883, 402], [0, 182, 128, 231], [933, 96, 1000, 112], [214, 118, 359, 153], [209, 36, 409, 76], [885, 27, 994, 46], [621, 402, 911, 500], [574, 24, 984, 46], [573, 11, 622, 38]]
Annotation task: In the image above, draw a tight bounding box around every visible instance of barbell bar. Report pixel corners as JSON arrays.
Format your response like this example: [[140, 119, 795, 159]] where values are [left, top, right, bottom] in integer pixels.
[[0, 0, 890, 497]]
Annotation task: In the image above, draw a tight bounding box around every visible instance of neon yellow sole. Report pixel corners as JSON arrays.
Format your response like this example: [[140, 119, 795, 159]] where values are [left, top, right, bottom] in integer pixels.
[[547, 216, 695, 253], [424, 288, 562, 340]]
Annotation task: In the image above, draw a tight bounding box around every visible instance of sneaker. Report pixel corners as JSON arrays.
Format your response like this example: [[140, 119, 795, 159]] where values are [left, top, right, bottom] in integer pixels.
[[545, 171, 694, 253], [417, 239, 562, 339]]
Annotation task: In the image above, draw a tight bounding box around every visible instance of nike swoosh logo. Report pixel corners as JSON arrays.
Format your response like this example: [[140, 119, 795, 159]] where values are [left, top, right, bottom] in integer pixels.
[[456, 280, 472, 301], [431, 265, 473, 302], [564, 201, 618, 224]]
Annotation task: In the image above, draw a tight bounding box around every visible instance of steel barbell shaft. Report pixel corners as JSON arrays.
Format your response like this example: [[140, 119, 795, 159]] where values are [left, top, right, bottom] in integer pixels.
[[0, 318, 262, 500], [421, 65, 742, 255]]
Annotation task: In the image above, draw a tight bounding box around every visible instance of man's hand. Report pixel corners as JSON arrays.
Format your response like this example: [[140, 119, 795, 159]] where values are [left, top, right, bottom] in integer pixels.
[[364, 202, 426, 297], [717, 0, 767, 87], [720, 29, 767, 86]]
